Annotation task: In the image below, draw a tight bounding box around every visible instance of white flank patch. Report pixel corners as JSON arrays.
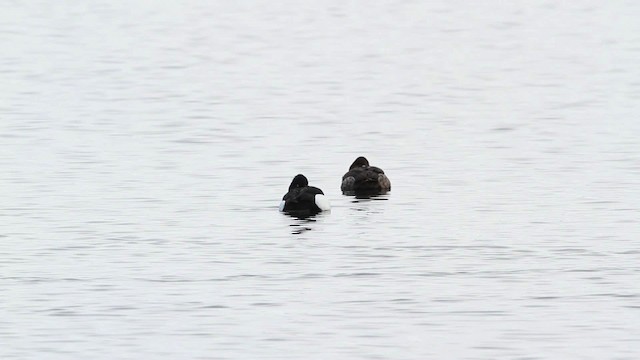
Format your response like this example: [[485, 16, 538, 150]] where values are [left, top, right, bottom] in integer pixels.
[[315, 195, 331, 211], [278, 200, 286, 212]]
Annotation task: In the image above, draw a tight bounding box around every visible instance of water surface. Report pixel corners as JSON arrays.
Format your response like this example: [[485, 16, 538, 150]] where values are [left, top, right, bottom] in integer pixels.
[[2, 1, 640, 359]]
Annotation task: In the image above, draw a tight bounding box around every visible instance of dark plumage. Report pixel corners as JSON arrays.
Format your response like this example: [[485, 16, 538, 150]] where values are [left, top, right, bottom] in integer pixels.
[[341, 156, 391, 195], [280, 174, 331, 214]]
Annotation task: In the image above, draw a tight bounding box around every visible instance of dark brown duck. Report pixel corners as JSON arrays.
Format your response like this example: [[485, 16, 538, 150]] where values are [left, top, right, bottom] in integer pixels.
[[341, 156, 391, 195]]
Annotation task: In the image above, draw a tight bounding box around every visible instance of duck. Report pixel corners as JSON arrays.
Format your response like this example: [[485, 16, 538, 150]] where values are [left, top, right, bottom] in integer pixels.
[[341, 156, 391, 195], [279, 174, 331, 214]]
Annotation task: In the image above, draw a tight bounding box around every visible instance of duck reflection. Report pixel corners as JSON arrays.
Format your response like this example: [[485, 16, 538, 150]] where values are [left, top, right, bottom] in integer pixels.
[[348, 193, 391, 203], [281, 211, 326, 235]]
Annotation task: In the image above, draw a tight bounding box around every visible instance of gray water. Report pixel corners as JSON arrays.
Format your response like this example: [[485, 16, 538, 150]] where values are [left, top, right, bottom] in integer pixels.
[[2, 1, 640, 359]]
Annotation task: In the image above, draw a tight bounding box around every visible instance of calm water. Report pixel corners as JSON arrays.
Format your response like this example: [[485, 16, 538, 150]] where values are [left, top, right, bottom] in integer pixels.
[[2, 1, 640, 359]]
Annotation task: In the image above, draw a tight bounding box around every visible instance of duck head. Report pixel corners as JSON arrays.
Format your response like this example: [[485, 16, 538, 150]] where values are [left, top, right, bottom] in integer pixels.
[[289, 174, 309, 190], [349, 156, 370, 170]]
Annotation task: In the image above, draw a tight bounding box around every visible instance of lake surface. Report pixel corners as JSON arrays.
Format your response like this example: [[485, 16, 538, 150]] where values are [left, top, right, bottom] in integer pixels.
[[2, 1, 640, 359]]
